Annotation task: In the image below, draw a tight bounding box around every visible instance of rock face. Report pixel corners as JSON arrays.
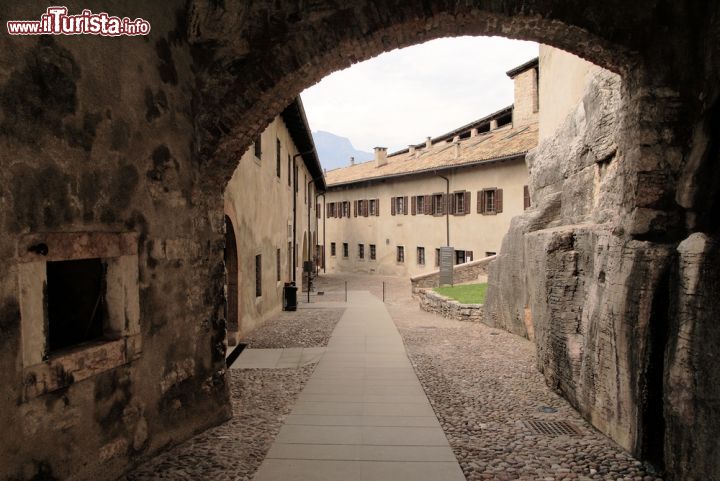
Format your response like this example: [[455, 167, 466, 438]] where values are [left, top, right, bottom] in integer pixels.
[[484, 64, 720, 480]]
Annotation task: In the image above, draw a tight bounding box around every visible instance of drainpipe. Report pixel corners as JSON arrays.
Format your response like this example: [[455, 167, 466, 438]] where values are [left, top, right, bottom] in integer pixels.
[[437, 173, 450, 246]]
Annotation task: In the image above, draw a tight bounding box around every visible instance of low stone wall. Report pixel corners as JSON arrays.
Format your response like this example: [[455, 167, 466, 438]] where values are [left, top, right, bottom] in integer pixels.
[[416, 289, 483, 322], [410, 255, 496, 292]]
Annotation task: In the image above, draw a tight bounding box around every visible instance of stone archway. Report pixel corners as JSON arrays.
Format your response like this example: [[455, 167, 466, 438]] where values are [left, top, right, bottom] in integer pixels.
[[1, 2, 718, 481]]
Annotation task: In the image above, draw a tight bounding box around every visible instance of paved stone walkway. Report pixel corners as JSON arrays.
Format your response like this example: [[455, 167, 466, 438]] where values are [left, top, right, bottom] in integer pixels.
[[252, 291, 465, 481]]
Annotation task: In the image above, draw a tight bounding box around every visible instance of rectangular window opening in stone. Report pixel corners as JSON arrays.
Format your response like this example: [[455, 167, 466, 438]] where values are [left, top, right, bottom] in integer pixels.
[[369, 199, 377, 216], [432, 193, 444, 215], [454, 192, 465, 214], [370, 244, 376, 260], [343, 242, 349, 258], [276, 138, 281, 178], [358, 244, 364, 259], [255, 254, 262, 297], [46, 258, 109, 354], [435, 248, 440, 266], [276, 248, 281, 281], [254, 135, 262, 159], [417, 246, 425, 265], [331, 242, 336, 256], [416, 195, 425, 214], [396, 246, 404, 263]]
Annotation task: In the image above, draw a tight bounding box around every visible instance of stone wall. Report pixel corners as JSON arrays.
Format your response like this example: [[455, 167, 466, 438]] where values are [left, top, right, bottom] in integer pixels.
[[411, 255, 496, 292], [416, 289, 484, 323]]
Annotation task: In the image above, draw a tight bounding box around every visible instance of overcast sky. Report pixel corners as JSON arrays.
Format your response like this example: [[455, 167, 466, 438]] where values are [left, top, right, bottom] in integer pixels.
[[302, 36, 538, 154]]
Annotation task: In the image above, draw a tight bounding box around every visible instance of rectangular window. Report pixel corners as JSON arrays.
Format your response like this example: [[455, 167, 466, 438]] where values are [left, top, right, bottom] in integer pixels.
[[370, 244, 376, 260], [276, 139, 281, 178], [358, 244, 365, 259], [343, 243, 349, 258], [46, 258, 108, 353], [396, 246, 405, 263], [454, 192, 465, 214], [432, 194, 444, 215], [435, 248, 440, 267], [417, 247, 425, 265], [255, 254, 262, 297], [331, 242, 336, 257], [455, 250, 466, 265], [276, 248, 281, 281], [342, 201, 350, 218], [416, 195, 425, 214], [478, 188, 503, 214], [254, 135, 262, 159], [396, 196, 404, 214], [369, 199, 378, 216]]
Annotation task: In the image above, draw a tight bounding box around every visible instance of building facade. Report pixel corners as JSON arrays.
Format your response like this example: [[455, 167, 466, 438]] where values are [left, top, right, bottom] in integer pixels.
[[319, 59, 538, 277], [224, 98, 324, 344]]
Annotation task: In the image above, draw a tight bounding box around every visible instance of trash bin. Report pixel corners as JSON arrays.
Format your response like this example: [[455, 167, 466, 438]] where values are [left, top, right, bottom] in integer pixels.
[[283, 282, 297, 311]]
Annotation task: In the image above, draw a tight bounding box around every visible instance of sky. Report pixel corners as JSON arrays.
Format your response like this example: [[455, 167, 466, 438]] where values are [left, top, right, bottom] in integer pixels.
[[302, 36, 538, 154]]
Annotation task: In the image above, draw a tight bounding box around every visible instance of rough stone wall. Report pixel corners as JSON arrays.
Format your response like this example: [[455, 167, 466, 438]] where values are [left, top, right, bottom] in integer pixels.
[[416, 289, 484, 323], [0, 3, 231, 481], [411, 256, 495, 291]]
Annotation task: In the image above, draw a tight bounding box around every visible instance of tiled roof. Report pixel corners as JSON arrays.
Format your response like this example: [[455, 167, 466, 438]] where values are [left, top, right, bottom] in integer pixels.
[[325, 121, 538, 187]]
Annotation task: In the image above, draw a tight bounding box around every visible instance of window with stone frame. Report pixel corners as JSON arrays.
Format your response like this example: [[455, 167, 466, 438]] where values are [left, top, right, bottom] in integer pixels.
[[417, 246, 425, 265], [478, 188, 503, 215], [451, 191, 470, 215], [370, 244, 376, 260], [396, 246, 405, 263], [255, 254, 262, 297], [343, 242, 349, 258], [331, 242, 336, 256], [416, 195, 425, 214], [369, 199, 378, 216], [342, 201, 350, 218], [276, 138, 281, 178], [432, 193, 445, 215], [358, 244, 365, 260]]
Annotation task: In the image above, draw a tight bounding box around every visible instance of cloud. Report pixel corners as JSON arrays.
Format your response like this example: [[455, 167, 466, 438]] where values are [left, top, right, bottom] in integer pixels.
[[302, 36, 538, 153]]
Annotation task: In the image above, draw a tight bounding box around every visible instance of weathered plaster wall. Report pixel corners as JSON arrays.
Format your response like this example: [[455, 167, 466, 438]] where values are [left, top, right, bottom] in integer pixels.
[[0, 3, 231, 480], [224, 116, 317, 342], [321, 157, 528, 277]]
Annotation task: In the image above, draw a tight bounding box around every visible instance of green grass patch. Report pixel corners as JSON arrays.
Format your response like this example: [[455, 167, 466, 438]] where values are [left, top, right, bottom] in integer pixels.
[[433, 283, 488, 304]]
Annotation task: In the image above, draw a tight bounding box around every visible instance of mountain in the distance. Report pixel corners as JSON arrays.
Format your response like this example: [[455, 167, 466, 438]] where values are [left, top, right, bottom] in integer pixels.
[[312, 131, 373, 171]]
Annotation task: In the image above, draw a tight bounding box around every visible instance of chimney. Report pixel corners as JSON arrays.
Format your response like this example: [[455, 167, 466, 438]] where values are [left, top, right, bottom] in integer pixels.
[[350, 156, 355, 166], [470, 128, 478, 138], [374, 147, 388, 167], [408, 145, 416, 157], [425, 137, 432, 149], [490, 119, 498, 130]]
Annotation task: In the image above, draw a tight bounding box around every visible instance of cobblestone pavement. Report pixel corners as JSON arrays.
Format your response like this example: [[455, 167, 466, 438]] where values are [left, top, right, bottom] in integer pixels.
[[313, 274, 663, 481], [120, 307, 344, 481]]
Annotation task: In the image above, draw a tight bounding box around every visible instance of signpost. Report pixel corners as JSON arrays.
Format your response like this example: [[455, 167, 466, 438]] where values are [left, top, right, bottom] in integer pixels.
[[439, 246, 454, 286]]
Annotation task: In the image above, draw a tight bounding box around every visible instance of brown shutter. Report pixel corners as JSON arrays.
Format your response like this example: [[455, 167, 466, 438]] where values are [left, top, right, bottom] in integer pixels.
[[478, 190, 485, 214], [411, 196, 417, 215], [363, 200, 368, 217], [375, 198, 380, 216], [440, 194, 446, 215], [353, 200, 358, 217], [449, 193, 456, 215], [496, 188, 503, 213], [424, 195, 431, 215], [391, 197, 396, 216], [463, 191, 470, 215], [524, 185, 530, 210], [403, 196, 409, 215]]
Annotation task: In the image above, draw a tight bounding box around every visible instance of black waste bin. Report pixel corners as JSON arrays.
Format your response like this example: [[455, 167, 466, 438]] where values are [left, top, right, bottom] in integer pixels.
[[283, 282, 298, 311]]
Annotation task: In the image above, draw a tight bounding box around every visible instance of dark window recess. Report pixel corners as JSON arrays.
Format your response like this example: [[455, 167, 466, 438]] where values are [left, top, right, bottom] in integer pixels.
[[417, 247, 425, 265], [397, 246, 405, 263], [255, 254, 262, 297], [343, 243, 349, 258], [276, 138, 281, 177], [46, 258, 108, 353], [276, 248, 281, 281], [358, 244, 365, 259], [370, 244, 376, 260], [331, 242, 336, 256], [254, 136, 262, 159]]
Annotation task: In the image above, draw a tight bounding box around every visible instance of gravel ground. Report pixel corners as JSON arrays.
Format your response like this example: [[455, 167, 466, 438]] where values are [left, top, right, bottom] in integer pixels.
[[243, 307, 344, 348], [121, 307, 344, 480]]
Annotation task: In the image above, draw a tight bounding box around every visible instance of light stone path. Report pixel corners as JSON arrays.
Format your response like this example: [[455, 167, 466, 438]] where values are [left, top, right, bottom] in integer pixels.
[[251, 290, 466, 481]]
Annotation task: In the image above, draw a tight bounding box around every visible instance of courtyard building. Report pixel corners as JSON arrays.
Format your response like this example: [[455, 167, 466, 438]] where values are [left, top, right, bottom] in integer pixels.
[[320, 59, 538, 277]]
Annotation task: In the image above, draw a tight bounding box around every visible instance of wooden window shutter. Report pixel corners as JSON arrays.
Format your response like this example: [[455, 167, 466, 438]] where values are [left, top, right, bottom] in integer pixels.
[[477, 190, 485, 214], [403, 196, 409, 215], [326, 203, 330, 218], [496, 188, 503, 213], [353, 200, 358, 217], [463, 191, 471, 215], [449, 193, 456, 215], [411, 196, 417, 215], [391, 197, 396, 216], [524, 185, 530, 210], [424, 195, 431, 215], [339, 202, 344, 218], [439, 194, 445, 215], [375, 198, 380, 216]]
